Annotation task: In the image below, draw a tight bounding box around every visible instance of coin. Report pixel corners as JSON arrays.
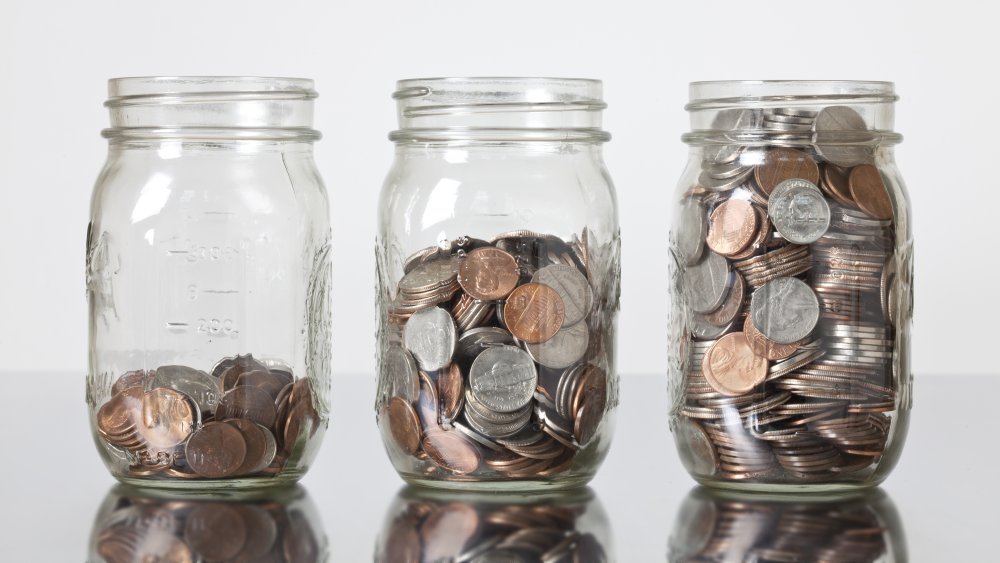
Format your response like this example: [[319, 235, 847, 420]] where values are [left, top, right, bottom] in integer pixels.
[[532, 264, 593, 327], [767, 179, 830, 244], [750, 277, 819, 344], [458, 247, 520, 300], [185, 422, 247, 478], [702, 333, 768, 396], [704, 271, 744, 327], [849, 164, 893, 220], [184, 504, 247, 561], [503, 283, 566, 344], [388, 396, 423, 455], [813, 105, 872, 167], [684, 251, 732, 314], [706, 199, 757, 256], [743, 316, 799, 361], [382, 346, 420, 406], [525, 321, 589, 369], [676, 197, 707, 265], [97, 386, 143, 446], [423, 429, 482, 475], [150, 365, 223, 415], [216, 385, 278, 428], [438, 362, 465, 422], [138, 388, 197, 449], [227, 419, 277, 476], [112, 370, 152, 395], [753, 147, 820, 195], [674, 417, 718, 476], [404, 307, 457, 371], [470, 345, 538, 413], [820, 163, 857, 208], [398, 256, 461, 294]]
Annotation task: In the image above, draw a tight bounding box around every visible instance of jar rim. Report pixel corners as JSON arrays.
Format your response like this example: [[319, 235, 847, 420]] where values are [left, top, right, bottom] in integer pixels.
[[687, 80, 897, 111], [106, 76, 317, 107], [394, 76, 603, 99]]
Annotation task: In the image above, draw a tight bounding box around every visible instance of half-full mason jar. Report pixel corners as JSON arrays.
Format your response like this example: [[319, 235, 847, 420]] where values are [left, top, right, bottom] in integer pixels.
[[668, 81, 913, 491], [87, 77, 331, 489], [376, 78, 620, 490]]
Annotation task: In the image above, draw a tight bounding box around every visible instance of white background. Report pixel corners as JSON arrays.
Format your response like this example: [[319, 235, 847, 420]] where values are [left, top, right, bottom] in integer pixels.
[[1, 0, 997, 377]]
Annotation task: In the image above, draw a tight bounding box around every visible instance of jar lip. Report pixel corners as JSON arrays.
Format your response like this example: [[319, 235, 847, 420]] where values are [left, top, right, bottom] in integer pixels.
[[106, 76, 317, 107], [687, 80, 897, 110], [395, 76, 603, 96]]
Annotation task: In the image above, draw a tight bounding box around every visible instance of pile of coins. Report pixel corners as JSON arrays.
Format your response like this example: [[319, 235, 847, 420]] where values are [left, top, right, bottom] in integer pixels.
[[92, 491, 322, 562], [378, 230, 611, 481], [672, 105, 898, 482], [95, 355, 321, 480], [377, 496, 607, 562]]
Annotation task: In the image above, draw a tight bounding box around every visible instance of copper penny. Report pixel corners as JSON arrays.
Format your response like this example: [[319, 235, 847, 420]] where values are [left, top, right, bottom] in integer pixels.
[[753, 147, 820, 195], [743, 315, 800, 361], [503, 283, 566, 344], [458, 247, 520, 300], [820, 163, 856, 208], [227, 418, 276, 476], [185, 421, 247, 478], [574, 385, 607, 446], [282, 399, 318, 453], [236, 370, 286, 399], [704, 271, 745, 326], [437, 362, 465, 421], [111, 370, 152, 395], [138, 388, 197, 449], [183, 504, 247, 560], [849, 164, 893, 220], [706, 199, 757, 256], [97, 386, 143, 442], [216, 385, 278, 428], [388, 396, 423, 455], [701, 332, 768, 396], [422, 429, 482, 474]]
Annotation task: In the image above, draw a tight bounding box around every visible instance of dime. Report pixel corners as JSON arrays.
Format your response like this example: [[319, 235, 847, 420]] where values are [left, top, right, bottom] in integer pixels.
[[676, 197, 707, 265], [532, 264, 593, 327], [701, 333, 768, 396], [150, 365, 223, 415], [185, 422, 247, 478], [138, 388, 197, 449], [458, 247, 520, 300], [753, 147, 820, 195], [525, 321, 589, 369], [706, 199, 757, 256], [388, 396, 422, 455], [750, 277, 819, 344], [423, 429, 482, 475], [813, 105, 872, 167], [470, 345, 538, 413], [849, 164, 893, 220], [216, 385, 278, 428], [503, 283, 566, 344], [767, 179, 830, 244], [404, 307, 457, 371]]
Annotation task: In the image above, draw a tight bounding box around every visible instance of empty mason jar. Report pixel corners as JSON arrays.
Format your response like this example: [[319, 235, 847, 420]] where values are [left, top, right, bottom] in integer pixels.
[[668, 81, 913, 491], [375, 78, 620, 490], [86, 77, 331, 489]]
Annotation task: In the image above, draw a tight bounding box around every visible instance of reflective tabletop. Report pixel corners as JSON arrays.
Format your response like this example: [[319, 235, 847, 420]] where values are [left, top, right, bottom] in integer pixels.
[[1, 374, 993, 561]]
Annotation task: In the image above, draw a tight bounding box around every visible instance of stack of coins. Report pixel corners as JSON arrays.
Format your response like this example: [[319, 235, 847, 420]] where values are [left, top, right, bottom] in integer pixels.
[[92, 491, 323, 562], [672, 105, 898, 483], [378, 230, 611, 480], [95, 355, 321, 480], [377, 496, 607, 562]]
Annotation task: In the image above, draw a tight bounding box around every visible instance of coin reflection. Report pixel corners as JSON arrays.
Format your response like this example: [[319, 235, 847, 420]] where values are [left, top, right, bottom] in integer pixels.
[[376, 486, 613, 562], [668, 487, 907, 562], [87, 484, 327, 562]]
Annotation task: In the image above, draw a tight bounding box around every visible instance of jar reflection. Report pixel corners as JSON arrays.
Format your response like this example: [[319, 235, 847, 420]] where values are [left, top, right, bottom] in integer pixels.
[[87, 485, 328, 562], [668, 487, 906, 562], [376, 486, 613, 562]]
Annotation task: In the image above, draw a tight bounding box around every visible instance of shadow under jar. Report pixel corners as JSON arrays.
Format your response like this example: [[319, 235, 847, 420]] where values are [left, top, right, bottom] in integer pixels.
[[376, 78, 621, 491], [86, 77, 332, 489], [668, 81, 913, 492]]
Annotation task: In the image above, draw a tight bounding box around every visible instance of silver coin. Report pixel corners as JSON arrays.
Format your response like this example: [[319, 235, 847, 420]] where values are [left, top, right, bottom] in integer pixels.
[[150, 365, 223, 414], [698, 167, 753, 191], [673, 417, 718, 476], [382, 345, 419, 403], [403, 306, 456, 371], [469, 345, 538, 413], [768, 179, 830, 244], [813, 105, 873, 167], [532, 264, 593, 326], [455, 327, 515, 366], [689, 313, 731, 341], [525, 321, 589, 369], [397, 255, 460, 294], [684, 251, 732, 314], [676, 197, 706, 266], [750, 277, 819, 344]]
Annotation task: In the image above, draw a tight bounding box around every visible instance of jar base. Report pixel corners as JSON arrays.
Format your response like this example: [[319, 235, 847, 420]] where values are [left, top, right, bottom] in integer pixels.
[[401, 473, 595, 493], [115, 471, 304, 493], [694, 476, 885, 496]]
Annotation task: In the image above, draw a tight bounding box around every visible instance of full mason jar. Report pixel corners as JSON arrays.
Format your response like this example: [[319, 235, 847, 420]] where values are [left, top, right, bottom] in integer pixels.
[[376, 78, 620, 490], [668, 81, 912, 491], [87, 77, 331, 489]]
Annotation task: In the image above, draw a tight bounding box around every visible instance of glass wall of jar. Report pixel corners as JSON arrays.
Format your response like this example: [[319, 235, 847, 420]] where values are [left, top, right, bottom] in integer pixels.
[[88, 484, 328, 562], [668, 487, 907, 562], [376, 486, 613, 562], [376, 78, 620, 490], [87, 77, 331, 489], [668, 81, 913, 491]]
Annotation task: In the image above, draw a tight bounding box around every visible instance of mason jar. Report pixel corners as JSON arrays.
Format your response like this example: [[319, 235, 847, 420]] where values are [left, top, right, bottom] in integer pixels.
[[375, 487, 612, 562], [375, 78, 620, 490], [668, 81, 913, 491], [88, 484, 328, 562], [87, 77, 331, 489]]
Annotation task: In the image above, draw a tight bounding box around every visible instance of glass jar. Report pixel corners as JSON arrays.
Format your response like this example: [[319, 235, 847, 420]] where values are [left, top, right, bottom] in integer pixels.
[[668, 487, 907, 562], [375, 78, 620, 490], [86, 77, 331, 489], [668, 81, 913, 491], [375, 486, 612, 562], [87, 484, 328, 562]]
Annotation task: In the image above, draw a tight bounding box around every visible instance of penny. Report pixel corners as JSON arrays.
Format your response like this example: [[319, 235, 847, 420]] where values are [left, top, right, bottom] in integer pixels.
[[706, 199, 757, 256], [184, 504, 247, 561], [574, 386, 606, 446], [767, 179, 830, 244], [702, 333, 768, 396], [676, 197, 707, 265], [753, 147, 820, 195], [750, 277, 820, 344], [282, 399, 319, 454], [458, 247, 520, 300], [227, 419, 277, 476], [438, 362, 465, 422], [470, 345, 538, 413], [151, 365, 223, 415], [813, 105, 872, 167], [97, 386, 143, 445], [525, 321, 589, 369], [404, 306, 457, 371], [422, 429, 482, 475], [743, 316, 799, 361], [216, 385, 278, 428], [111, 370, 152, 395], [138, 388, 197, 449], [388, 396, 422, 454], [849, 164, 893, 220], [503, 283, 566, 344], [532, 264, 593, 327], [704, 271, 744, 327], [684, 251, 732, 314], [185, 422, 247, 478]]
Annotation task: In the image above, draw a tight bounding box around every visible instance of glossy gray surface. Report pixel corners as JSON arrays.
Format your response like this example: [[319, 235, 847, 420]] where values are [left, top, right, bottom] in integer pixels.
[[0, 373, 993, 561]]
